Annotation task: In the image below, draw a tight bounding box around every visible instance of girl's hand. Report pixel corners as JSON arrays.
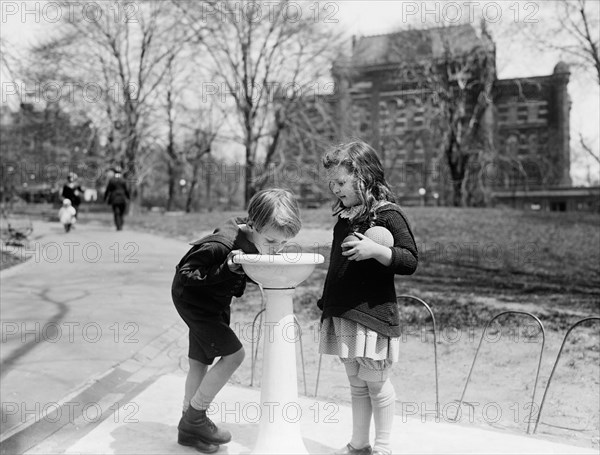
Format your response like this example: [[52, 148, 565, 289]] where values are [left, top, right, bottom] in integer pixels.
[[341, 232, 386, 262], [342, 232, 393, 266]]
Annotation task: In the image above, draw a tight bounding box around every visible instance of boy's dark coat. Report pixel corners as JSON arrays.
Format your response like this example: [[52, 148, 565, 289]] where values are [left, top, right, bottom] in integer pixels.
[[171, 217, 258, 315]]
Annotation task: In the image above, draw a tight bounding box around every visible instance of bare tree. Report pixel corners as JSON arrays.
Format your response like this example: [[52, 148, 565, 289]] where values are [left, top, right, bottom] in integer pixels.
[[518, 0, 600, 173], [522, 0, 599, 84], [175, 0, 343, 205], [266, 93, 340, 201], [440, 26, 497, 206], [28, 1, 196, 210], [1, 35, 104, 200], [579, 132, 600, 165], [383, 24, 497, 206], [162, 54, 184, 211], [182, 124, 220, 213], [0, 38, 26, 106]]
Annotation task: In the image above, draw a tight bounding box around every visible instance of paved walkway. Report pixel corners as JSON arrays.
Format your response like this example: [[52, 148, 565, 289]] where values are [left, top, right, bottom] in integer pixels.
[[0, 219, 596, 454], [1, 219, 189, 453]]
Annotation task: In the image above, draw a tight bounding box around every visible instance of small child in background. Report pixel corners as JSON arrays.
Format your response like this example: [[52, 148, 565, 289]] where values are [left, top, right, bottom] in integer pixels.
[[58, 199, 77, 232]]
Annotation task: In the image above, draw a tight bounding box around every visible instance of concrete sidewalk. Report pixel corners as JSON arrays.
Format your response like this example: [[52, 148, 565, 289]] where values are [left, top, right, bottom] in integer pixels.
[[24, 369, 597, 455], [0, 218, 190, 453]]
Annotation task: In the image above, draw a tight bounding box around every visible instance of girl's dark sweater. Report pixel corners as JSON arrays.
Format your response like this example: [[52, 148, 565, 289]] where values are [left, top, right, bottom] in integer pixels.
[[317, 203, 418, 337]]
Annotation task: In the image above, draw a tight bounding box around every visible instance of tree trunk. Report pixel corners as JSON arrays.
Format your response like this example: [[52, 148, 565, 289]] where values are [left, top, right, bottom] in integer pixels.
[[205, 159, 212, 212], [445, 132, 466, 207], [123, 118, 139, 205], [186, 161, 200, 213], [451, 179, 462, 207], [166, 161, 176, 211], [186, 179, 197, 213], [245, 162, 256, 206], [245, 133, 256, 206]]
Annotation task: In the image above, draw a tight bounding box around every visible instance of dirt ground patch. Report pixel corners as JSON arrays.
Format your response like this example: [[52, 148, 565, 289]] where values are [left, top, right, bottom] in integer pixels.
[[228, 284, 599, 450], [223, 227, 599, 450]]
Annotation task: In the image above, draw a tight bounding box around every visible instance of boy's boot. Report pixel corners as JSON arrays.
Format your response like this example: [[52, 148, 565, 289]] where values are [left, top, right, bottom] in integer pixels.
[[177, 432, 219, 454], [178, 406, 232, 445]]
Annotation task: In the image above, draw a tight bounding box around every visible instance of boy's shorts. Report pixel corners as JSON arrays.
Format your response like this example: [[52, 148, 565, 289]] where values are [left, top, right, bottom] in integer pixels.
[[174, 303, 242, 365]]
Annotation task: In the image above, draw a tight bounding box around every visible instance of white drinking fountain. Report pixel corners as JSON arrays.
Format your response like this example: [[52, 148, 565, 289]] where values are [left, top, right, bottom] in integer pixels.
[[233, 252, 325, 455]]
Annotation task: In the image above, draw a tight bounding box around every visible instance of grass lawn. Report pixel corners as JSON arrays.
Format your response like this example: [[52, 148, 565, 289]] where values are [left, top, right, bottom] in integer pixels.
[[82, 206, 600, 324]]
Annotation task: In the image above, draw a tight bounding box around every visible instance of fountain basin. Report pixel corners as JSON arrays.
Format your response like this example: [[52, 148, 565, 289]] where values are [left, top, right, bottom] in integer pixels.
[[233, 253, 324, 289], [232, 252, 324, 453]]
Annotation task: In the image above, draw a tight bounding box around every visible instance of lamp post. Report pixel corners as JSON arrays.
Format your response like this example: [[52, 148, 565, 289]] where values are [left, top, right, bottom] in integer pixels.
[[433, 192, 439, 207], [5, 165, 15, 203], [418, 187, 426, 206]]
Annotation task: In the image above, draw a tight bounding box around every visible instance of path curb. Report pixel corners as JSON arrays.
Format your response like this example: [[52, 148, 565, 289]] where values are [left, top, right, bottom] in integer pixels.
[[0, 322, 186, 455]]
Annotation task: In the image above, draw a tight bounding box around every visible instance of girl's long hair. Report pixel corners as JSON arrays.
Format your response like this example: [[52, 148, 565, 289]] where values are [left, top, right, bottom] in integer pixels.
[[322, 139, 396, 225]]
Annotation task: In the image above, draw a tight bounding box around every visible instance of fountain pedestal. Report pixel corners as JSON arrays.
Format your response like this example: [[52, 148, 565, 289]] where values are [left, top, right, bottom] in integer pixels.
[[233, 253, 324, 455]]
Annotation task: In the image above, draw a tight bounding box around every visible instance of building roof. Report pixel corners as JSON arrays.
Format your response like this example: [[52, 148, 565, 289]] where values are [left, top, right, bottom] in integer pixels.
[[351, 24, 492, 67]]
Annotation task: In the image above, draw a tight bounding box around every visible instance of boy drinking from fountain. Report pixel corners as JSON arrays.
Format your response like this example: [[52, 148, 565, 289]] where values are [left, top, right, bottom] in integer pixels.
[[171, 188, 302, 453]]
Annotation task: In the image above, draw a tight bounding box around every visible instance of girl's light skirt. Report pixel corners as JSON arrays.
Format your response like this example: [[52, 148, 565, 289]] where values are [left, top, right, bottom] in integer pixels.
[[319, 316, 400, 381]]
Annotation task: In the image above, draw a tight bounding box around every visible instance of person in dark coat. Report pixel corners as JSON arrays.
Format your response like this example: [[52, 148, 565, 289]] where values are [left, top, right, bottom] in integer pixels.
[[62, 173, 84, 218], [103, 167, 130, 230]]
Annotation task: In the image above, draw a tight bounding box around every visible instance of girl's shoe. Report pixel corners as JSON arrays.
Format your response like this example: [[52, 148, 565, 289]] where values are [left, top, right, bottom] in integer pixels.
[[334, 443, 372, 455]]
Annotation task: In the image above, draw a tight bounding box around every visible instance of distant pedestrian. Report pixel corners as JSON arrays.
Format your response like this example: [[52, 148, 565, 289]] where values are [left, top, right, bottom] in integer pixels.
[[103, 167, 130, 231], [317, 139, 419, 455], [61, 172, 84, 218], [58, 199, 77, 232]]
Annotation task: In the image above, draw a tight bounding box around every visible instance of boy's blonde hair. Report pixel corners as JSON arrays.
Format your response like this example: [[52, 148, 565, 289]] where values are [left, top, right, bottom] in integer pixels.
[[247, 188, 301, 238]]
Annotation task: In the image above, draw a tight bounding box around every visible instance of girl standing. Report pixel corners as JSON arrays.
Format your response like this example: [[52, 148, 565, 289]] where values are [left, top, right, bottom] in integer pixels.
[[317, 139, 418, 455]]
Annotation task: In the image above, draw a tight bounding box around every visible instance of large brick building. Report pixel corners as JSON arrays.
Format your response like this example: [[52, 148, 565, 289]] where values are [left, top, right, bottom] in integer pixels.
[[325, 24, 574, 207], [494, 64, 572, 190], [282, 25, 584, 208]]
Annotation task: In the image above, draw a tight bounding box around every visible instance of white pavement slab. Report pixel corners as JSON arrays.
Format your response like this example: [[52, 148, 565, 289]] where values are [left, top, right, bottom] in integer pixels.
[[27, 373, 596, 455], [1, 220, 189, 436]]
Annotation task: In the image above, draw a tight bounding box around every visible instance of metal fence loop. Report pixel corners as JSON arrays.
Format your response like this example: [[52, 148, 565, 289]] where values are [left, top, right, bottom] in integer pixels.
[[397, 294, 440, 420], [533, 317, 600, 434], [451, 311, 546, 434]]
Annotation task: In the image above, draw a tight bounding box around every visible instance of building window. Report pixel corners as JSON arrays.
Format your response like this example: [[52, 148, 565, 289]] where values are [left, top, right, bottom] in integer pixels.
[[506, 134, 518, 156]]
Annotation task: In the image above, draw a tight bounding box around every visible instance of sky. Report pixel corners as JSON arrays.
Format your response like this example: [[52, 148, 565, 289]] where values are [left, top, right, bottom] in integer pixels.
[[1, 0, 598, 184]]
